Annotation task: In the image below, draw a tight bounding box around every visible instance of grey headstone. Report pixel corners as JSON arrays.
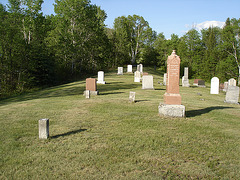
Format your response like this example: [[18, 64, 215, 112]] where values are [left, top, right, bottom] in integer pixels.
[[223, 82, 228, 92], [142, 75, 154, 90], [39, 119, 49, 139], [225, 86, 239, 104], [158, 104, 185, 117], [129, 91, 136, 103]]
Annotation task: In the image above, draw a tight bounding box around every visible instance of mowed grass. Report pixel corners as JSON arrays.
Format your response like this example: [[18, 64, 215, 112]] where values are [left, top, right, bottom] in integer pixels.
[[0, 67, 240, 179]]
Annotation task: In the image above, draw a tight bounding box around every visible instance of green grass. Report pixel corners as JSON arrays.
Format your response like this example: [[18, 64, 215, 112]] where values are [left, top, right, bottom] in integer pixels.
[[0, 67, 240, 179]]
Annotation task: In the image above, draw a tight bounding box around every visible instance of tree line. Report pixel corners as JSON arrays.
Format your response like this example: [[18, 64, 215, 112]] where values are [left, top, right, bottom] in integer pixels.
[[0, 0, 239, 97]]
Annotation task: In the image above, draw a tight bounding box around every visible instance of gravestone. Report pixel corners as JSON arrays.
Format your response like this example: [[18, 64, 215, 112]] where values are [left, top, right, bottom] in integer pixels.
[[228, 78, 236, 86], [127, 65, 133, 73], [163, 73, 167, 86], [117, 67, 123, 75], [198, 80, 206, 87], [219, 83, 224, 91], [84, 78, 98, 95], [159, 50, 185, 117], [129, 91, 136, 103], [225, 86, 239, 104], [210, 77, 219, 94], [85, 90, 90, 99], [139, 64, 143, 73], [97, 71, 106, 84], [223, 82, 228, 92], [39, 118, 49, 139], [193, 79, 205, 87], [142, 75, 154, 90], [134, 71, 141, 82], [142, 72, 148, 76], [137, 65, 140, 72], [182, 67, 190, 87]]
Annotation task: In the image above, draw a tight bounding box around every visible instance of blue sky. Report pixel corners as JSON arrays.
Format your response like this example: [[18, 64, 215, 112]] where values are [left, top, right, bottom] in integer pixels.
[[1, 0, 240, 39]]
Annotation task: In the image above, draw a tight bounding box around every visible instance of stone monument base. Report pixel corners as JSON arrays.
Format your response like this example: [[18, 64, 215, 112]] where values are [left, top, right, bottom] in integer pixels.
[[83, 90, 99, 96], [158, 103, 185, 117]]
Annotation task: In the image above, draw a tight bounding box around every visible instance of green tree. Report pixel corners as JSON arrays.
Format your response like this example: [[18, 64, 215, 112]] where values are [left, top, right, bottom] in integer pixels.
[[113, 15, 153, 65], [153, 33, 168, 70], [47, 0, 109, 81], [220, 18, 240, 85]]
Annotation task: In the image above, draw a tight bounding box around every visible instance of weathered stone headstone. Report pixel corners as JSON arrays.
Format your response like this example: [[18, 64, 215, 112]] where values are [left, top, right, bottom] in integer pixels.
[[134, 71, 141, 82], [159, 50, 185, 117], [137, 65, 140, 72], [219, 83, 224, 91], [85, 90, 90, 99], [223, 82, 228, 92], [210, 77, 219, 94], [139, 64, 143, 73], [97, 71, 106, 84], [193, 79, 205, 87], [84, 78, 98, 95], [228, 78, 236, 86], [225, 86, 239, 104], [182, 67, 190, 87], [142, 75, 154, 90], [129, 91, 136, 103], [163, 73, 167, 86], [127, 65, 133, 73], [117, 67, 123, 75], [39, 118, 49, 139]]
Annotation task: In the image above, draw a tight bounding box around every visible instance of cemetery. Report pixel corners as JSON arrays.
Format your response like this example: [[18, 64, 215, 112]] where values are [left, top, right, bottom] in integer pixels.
[[0, 0, 240, 179], [0, 66, 240, 179]]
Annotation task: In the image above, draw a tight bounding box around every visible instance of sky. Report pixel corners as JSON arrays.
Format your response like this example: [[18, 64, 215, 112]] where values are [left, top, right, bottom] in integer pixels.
[[1, 0, 240, 39]]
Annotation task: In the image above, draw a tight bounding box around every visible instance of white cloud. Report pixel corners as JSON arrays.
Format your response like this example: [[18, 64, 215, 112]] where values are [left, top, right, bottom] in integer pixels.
[[195, 21, 225, 31]]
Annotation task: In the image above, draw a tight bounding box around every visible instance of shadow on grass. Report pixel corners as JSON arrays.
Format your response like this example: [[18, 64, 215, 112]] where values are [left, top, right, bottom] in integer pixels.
[[100, 92, 124, 96], [135, 100, 149, 103], [186, 106, 233, 117], [51, 129, 87, 139]]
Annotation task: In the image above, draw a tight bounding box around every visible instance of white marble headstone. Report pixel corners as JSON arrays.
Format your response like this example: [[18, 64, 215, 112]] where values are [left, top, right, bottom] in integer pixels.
[[97, 71, 106, 84], [134, 71, 141, 82], [228, 78, 236, 86], [127, 65, 132, 73], [117, 67, 123, 75], [210, 77, 219, 94]]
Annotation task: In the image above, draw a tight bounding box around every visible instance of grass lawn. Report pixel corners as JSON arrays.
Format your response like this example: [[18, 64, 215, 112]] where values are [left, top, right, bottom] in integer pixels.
[[0, 67, 240, 179]]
